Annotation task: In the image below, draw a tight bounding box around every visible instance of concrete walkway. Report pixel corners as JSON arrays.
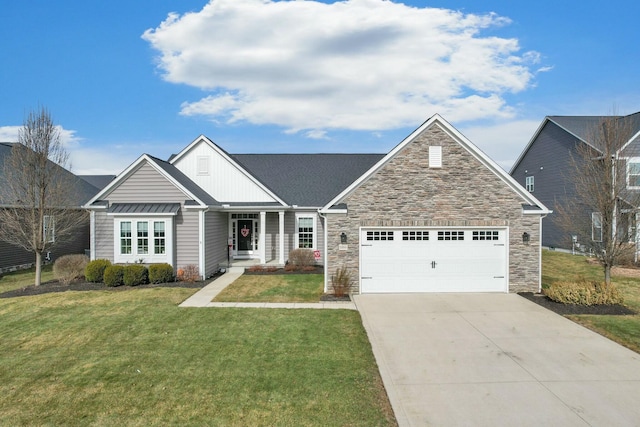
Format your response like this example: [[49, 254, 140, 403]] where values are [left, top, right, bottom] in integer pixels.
[[179, 267, 356, 310], [355, 293, 640, 427]]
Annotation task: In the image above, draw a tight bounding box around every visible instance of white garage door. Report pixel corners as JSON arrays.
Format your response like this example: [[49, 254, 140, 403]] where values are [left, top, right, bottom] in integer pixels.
[[360, 228, 508, 293]]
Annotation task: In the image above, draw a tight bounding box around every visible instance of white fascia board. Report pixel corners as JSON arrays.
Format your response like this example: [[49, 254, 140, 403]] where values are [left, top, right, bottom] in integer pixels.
[[619, 129, 640, 154], [170, 135, 288, 207], [318, 208, 347, 214], [523, 209, 553, 215]]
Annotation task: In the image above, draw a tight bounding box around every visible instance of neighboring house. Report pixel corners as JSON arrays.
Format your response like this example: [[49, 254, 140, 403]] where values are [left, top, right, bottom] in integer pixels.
[[510, 112, 640, 250], [85, 114, 549, 293], [0, 143, 101, 273]]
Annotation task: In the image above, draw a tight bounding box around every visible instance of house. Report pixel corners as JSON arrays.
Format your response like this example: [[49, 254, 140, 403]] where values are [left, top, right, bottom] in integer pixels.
[[0, 143, 102, 273], [85, 114, 549, 293], [510, 112, 640, 251]]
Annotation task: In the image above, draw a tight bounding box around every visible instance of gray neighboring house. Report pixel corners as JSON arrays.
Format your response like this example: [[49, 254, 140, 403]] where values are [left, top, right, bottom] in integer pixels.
[[0, 143, 104, 273], [85, 114, 549, 293], [510, 112, 640, 251]]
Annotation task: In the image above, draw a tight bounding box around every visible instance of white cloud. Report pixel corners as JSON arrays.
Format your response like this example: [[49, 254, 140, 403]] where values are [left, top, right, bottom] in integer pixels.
[[459, 119, 542, 171], [0, 125, 82, 148], [143, 0, 541, 135]]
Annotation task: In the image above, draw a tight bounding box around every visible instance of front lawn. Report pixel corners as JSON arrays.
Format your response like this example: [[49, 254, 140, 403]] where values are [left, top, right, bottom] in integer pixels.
[[0, 288, 395, 426], [542, 250, 640, 353], [0, 264, 54, 294], [213, 274, 324, 303]]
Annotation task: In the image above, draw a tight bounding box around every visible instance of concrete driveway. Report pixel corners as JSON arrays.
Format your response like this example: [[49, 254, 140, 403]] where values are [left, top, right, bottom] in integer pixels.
[[354, 293, 640, 427]]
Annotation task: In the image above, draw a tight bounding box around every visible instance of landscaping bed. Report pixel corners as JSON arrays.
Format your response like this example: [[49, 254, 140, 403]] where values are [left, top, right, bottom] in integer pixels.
[[242, 265, 324, 275], [518, 292, 635, 316]]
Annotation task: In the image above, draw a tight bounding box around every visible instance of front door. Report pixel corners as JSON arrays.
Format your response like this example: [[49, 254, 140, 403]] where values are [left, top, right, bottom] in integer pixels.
[[237, 220, 253, 251]]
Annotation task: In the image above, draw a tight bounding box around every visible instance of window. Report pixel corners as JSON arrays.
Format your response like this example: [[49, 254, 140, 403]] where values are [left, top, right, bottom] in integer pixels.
[[297, 216, 314, 248], [154, 221, 166, 254], [525, 176, 534, 192], [43, 215, 55, 243], [137, 222, 149, 254], [592, 212, 603, 242], [438, 231, 464, 241], [114, 219, 171, 263], [402, 231, 428, 241], [120, 222, 132, 254], [628, 160, 640, 188], [472, 231, 499, 241], [366, 231, 394, 241], [429, 146, 442, 168]]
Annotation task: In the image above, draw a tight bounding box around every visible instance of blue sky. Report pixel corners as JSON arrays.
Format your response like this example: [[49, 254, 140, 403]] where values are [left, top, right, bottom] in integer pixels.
[[1, 0, 638, 175]]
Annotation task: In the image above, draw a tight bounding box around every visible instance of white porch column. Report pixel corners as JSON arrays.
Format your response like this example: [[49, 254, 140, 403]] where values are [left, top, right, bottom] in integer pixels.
[[278, 211, 285, 265], [259, 211, 266, 264]]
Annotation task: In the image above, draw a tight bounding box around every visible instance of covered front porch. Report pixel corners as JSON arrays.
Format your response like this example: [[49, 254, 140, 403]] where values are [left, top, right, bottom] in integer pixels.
[[226, 210, 288, 265]]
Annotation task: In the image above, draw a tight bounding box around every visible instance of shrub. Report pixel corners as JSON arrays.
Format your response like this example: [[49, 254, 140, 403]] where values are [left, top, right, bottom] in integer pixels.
[[149, 263, 174, 284], [85, 259, 112, 283], [545, 280, 624, 306], [284, 263, 297, 272], [103, 265, 125, 287], [53, 254, 89, 285], [331, 266, 353, 297], [123, 265, 149, 286], [177, 265, 200, 283], [288, 249, 315, 268], [265, 266, 279, 273]]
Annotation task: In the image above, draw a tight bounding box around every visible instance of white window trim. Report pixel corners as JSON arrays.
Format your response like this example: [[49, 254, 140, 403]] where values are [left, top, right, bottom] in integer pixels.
[[113, 217, 173, 264], [295, 213, 317, 250], [592, 212, 603, 242], [525, 176, 534, 192], [43, 215, 55, 243], [627, 157, 640, 189]]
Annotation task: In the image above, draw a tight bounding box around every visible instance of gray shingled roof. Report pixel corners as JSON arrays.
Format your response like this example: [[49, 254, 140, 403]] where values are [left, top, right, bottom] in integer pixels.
[[147, 155, 220, 206], [232, 153, 385, 206], [549, 112, 640, 149], [79, 175, 116, 190], [0, 142, 101, 206]]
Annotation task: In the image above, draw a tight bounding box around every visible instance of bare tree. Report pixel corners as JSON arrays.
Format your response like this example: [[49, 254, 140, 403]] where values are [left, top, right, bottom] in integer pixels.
[[555, 113, 640, 284], [0, 107, 88, 285]]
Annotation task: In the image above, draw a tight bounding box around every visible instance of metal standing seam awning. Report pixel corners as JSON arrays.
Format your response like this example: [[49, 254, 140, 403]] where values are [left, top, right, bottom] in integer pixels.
[[106, 203, 181, 215]]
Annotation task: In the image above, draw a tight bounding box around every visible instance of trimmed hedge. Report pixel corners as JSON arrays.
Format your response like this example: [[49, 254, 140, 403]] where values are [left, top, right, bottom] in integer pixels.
[[149, 263, 174, 284], [545, 280, 624, 306], [123, 265, 149, 287], [288, 249, 315, 267], [85, 259, 112, 283], [53, 254, 89, 285], [103, 265, 125, 287]]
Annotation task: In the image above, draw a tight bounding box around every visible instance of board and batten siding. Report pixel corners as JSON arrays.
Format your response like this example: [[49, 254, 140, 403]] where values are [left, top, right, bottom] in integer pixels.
[[172, 140, 278, 203], [106, 162, 188, 203], [205, 211, 228, 276]]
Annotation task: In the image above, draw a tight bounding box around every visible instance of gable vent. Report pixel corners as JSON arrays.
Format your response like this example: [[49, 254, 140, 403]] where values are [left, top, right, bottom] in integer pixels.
[[429, 146, 442, 168]]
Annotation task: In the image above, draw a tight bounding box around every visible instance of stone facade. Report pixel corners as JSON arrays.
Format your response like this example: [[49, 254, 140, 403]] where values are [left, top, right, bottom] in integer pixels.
[[326, 122, 543, 293]]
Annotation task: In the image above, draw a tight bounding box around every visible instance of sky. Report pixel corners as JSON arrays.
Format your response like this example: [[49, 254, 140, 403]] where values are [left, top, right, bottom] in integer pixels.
[[1, 0, 638, 175]]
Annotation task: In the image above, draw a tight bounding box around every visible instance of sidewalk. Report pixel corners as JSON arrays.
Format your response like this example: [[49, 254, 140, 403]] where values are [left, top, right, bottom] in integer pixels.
[[179, 267, 356, 310]]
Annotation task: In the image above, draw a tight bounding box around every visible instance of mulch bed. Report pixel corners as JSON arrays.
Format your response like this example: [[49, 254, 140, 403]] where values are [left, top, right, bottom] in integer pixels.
[[0, 272, 224, 299], [320, 293, 351, 302], [518, 292, 636, 316]]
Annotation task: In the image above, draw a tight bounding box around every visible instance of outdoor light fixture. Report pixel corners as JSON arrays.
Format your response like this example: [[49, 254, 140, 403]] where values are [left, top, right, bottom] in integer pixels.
[[340, 232, 347, 244], [522, 232, 530, 245]]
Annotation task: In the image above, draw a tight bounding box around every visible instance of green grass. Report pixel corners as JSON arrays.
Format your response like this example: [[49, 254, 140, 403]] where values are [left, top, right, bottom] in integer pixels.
[[542, 249, 640, 353], [214, 274, 324, 303], [0, 288, 395, 426], [0, 264, 54, 294]]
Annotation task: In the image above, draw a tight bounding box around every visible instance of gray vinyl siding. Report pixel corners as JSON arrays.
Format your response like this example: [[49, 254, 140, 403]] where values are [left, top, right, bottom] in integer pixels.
[[265, 213, 279, 262], [175, 210, 199, 270], [106, 162, 187, 203], [0, 242, 33, 272], [511, 121, 587, 249], [94, 211, 114, 260], [205, 211, 228, 275]]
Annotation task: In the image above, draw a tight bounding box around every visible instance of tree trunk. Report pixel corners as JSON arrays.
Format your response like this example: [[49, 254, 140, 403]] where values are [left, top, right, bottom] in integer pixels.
[[604, 264, 611, 286], [35, 251, 42, 286]]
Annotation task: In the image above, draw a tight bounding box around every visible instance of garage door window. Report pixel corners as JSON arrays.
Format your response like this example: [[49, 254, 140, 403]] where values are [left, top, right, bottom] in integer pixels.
[[472, 231, 499, 241], [402, 231, 429, 240], [366, 231, 394, 241], [438, 231, 464, 240]]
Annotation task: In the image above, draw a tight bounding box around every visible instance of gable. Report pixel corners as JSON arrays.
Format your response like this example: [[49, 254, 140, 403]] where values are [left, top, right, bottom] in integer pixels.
[[324, 115, 548, 214], [171, 137, 282, 204], [103, 161, 191, 204]]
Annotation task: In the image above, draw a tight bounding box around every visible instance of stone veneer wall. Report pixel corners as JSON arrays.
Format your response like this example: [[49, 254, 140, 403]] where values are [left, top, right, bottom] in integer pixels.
[[326, 123, 542, 293]]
